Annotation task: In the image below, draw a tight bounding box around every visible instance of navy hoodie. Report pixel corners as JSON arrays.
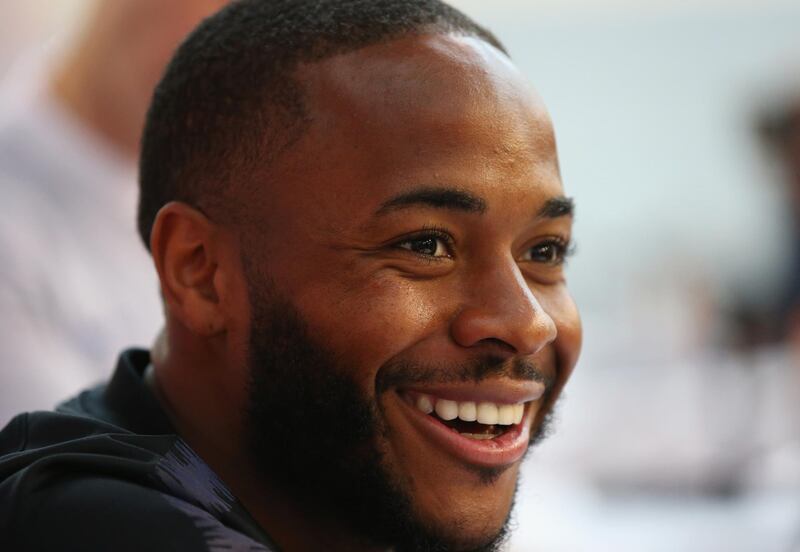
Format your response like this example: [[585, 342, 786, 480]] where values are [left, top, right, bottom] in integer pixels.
[[0, 349, 277, 552]]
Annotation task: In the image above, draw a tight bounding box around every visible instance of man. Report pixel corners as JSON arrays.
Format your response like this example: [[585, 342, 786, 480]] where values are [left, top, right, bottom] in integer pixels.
[[0, 1, 581, 550], [0, 0, 225, 424]]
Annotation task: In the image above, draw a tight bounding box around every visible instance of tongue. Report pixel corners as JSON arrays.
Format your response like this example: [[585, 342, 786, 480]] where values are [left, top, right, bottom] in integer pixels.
[[437, 416, 503, 437]]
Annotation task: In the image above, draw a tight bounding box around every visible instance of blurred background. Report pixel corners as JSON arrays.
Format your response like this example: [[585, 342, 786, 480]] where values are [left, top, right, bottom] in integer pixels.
[[1, 0, 799, 550]]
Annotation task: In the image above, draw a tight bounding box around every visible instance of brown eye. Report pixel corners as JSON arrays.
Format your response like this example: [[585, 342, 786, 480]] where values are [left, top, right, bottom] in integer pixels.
[[398, 236, 450, 258], [522, 240, 570, 265]]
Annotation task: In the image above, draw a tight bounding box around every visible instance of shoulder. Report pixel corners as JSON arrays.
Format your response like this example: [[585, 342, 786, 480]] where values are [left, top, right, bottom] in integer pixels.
[[5, 475, 212, 552], [0, 415, 272, 552], [4, 473, 272, 552], [0, 413, 202, 551]]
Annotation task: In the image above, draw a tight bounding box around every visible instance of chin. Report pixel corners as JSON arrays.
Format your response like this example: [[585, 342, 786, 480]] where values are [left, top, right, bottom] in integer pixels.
[[408, 504, 513, 552], [392, 459, 520, 552]]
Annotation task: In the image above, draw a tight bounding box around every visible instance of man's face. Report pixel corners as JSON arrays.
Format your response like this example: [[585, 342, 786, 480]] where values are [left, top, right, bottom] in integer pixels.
[[239, 34, 581, 550]]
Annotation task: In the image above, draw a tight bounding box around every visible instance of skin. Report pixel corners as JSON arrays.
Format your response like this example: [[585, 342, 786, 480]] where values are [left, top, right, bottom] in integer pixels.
[[148, 33, 582, 551], [51, 0, 226, 156]]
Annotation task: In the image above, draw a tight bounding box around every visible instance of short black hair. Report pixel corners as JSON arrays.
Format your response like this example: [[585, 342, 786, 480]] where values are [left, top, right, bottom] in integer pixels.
[[137, 0, 507, 250]]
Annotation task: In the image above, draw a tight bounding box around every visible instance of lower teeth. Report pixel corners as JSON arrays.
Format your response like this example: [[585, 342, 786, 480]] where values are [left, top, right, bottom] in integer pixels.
[[460, 432, 497, 440], [434, 415, 504, 439]]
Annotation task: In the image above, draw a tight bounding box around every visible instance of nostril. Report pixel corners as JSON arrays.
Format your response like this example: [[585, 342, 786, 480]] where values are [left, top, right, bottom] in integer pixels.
[[475, 338, 516, 354]]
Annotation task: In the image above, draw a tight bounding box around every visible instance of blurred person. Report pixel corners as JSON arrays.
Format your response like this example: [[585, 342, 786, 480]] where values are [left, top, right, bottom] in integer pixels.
[[725, 92, 800, 493], [0, 2, 42, 75], [0, 1, 581, 550], [0, 0, 225, 425], [757, 96, 800, 344], [536, 90, 800, 506]]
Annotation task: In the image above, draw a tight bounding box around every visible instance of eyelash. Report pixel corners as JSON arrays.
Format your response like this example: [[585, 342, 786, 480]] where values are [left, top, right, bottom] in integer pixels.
[[523, 237, 575, 266], [394, 226, 455, 260], [394, 229, 575, 266]]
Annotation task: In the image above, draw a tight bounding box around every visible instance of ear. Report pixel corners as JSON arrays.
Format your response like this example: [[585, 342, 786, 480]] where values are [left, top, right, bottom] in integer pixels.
[[150, 201, 227, 336]]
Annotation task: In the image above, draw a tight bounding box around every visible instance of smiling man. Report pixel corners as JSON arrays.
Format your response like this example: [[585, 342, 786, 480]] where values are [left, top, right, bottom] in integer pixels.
[[0, 1, 581, 551]]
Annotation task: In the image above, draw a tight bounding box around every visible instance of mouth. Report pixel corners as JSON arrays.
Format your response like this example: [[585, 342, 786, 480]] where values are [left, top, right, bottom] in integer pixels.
[[395, 382, 544, 469]]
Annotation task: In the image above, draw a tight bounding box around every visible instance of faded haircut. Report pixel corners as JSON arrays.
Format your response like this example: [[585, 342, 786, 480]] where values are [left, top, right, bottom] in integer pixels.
[[137, 0, 507, 250]]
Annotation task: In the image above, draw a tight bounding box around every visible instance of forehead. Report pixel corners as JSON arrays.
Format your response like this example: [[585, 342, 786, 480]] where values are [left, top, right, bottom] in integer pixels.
[[302, 34, 545, 121], [265, 33, 562, 222]]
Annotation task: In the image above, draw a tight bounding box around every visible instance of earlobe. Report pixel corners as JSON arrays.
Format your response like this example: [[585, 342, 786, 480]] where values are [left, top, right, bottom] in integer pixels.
[[150, 202, 227, 337]]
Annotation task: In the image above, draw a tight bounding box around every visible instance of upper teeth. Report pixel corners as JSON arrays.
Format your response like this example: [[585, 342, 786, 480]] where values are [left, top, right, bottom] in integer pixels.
[[415, 394, 524, 425]]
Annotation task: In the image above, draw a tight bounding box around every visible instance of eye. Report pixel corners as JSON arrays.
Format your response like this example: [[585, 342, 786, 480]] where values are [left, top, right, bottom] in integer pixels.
[[396, 233, 452, 258], [521, 238, 572, 265]]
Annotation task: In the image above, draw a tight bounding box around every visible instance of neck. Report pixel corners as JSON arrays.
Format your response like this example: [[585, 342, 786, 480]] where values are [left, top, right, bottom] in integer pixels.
[[235, 479, 391, 552]]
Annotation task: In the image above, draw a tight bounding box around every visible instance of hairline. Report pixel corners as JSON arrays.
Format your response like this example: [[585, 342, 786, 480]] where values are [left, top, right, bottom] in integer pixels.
[[138, 4, 509, 251], [188, 29, 511, 236]]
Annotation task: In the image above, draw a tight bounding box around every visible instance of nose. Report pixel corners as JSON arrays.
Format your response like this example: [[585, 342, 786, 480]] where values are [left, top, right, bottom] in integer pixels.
[[449, 261, 557, 356]]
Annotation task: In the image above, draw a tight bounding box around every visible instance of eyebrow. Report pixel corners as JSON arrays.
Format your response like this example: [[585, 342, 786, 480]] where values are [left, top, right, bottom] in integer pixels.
[[375, 186, 574, 219], [537, 196, 574, 219], [376, 187, 487, 215]]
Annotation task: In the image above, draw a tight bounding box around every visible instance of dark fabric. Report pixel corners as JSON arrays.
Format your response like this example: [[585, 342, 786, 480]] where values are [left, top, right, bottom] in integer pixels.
[[0, 349, 278, 552]]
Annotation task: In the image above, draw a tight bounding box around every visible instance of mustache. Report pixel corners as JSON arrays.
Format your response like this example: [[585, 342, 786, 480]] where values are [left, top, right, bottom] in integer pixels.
[[375, 354, 554, 394]]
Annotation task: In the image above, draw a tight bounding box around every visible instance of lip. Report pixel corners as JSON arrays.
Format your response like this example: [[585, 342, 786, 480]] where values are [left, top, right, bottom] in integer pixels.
[[394, 386, 536, 469]]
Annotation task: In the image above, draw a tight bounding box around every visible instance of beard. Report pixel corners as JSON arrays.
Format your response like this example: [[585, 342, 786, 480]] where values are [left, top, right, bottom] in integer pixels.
[[242, 277, 555, 552]]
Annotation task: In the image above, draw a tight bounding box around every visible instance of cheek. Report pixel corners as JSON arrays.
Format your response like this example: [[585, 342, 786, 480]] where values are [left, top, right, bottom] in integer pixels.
[[291, 275, 447, 385], [537, 285, 582, 382]]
